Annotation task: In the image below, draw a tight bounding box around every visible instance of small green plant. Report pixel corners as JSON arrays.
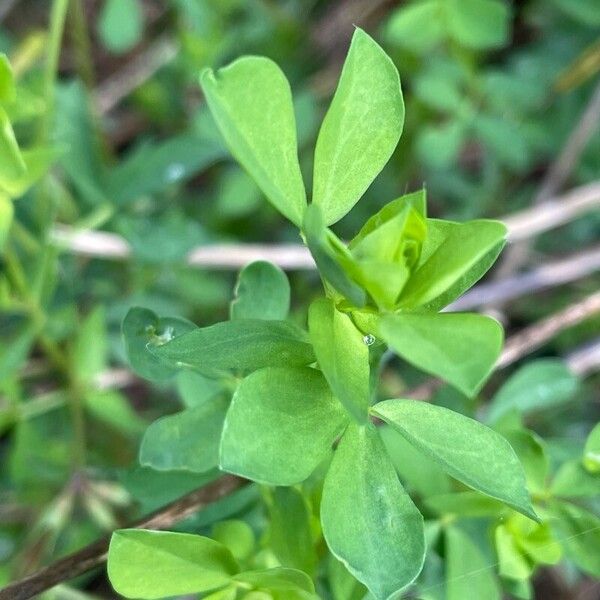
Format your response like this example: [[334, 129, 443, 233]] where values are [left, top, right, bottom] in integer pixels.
[[108, 29, 539, 599]]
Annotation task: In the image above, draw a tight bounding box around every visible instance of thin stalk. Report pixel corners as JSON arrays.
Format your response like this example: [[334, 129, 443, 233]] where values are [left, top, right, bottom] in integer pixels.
[[39, 0, 70, 142]]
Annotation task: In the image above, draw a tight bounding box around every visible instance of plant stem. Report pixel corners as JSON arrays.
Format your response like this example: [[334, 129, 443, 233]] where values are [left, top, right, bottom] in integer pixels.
[[40, 0, 69, 143]]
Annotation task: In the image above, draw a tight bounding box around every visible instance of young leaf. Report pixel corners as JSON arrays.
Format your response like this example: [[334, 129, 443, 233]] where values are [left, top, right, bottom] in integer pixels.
[[0, 194, 13, 251], [380, 312, 503, 396], [0, 106, 26, 194], [219, 367, 348, 485], [0, 54, 15, 103], [98, 0, 143, 54], [486, 359, 579, 424], [303, 204, 366, 307], [321, 423, 425, 600], [584, 423, 600, 473], [398, 219, 507, 309], [140, 397, 229, 472], [200, 57, 306, 225], [233, 567, 317, 598], [384, 1, 445, 54], [312, 28, 404, 225], [212, 520, 255, 562], [371, 399, 537, 520], [151, 319, 314, 377], [122, 307, 197, 381], [308, 298, 370, 422], [72, 306, 107, 384], [446, 525, 501, 600], [230, 261, 290, 321], [107, 530, 239, 599]]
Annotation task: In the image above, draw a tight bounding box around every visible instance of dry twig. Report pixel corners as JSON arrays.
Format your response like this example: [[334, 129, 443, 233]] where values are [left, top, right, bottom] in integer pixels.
[[0, 475, 246, 600]]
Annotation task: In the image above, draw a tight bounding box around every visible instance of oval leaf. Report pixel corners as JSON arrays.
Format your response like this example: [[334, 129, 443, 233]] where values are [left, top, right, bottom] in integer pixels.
[[107, 529, 238, 599], [220, 367, 348, 485], [312, 28, 404, 225], [151, 319, 314, 377], [321, 424, 425, 599], [230, 261, 290, 321], [371, 399, 537, 520], [140, 397, 229, 472], [380, 312, 503, 397], [200, 57, 306, 225]]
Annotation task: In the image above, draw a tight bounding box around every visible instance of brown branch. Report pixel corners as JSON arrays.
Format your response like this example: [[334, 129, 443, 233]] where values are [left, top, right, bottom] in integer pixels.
[[566, 336, 600, 376], [0, 475, 246, 600], [497, 291, 600, 368], [50, 182, 600, 269]]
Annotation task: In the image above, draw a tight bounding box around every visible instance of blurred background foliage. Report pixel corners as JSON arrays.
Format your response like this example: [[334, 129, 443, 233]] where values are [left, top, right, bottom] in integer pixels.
[[0, 0, 599, 598]]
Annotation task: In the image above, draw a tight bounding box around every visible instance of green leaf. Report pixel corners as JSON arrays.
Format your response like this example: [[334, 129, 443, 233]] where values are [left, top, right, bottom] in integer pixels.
[[446, 525, 501, 600], [107, 530, 239, 599], [230, 261, 290, 321], [486, 359, 579, 424], [371, 400, 537, 520], [122, 307, 197, 381], [98, 0, 143, 54], [583, 422, 600, 473], [176, 370, 224, 408], [140, 397, 229, 472], [72, 306, 107, 384], [0, 194, 13, 251], [384, 1, 445, 54], [380, 312, 503, 396], [312, 28, 404, 225], [495, 525, 532, 580], [220, 367, 348, 485], [303, 204, 366, 307], [151, 319, 314, 377], [549, 503, 600, 577], [84, 389, 146, 436], [233, 567, 317, 598], [212, 520, 255, 562], [551, 460, 600, 497], [267, 487, 316, 575], [398, 219, 507, 309], [425, 491, 505, 517], [0, 54, 16, 103], [0, 106, 26, 194], [447, 0, 510, 50], [308, 298, 370, 422], [200, 57, 306, 225], [321, 423, 425, 600]]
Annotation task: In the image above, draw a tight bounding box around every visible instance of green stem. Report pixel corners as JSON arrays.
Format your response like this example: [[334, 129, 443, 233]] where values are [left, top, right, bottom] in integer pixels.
[[40, 0, 70, 143], [68, 0, 95, 88]]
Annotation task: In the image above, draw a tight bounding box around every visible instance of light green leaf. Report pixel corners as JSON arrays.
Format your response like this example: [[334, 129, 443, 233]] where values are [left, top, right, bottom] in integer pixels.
[[321, 423, 425, 600], [371, 399, 537, 520], [0, 194, 13, 251], [212, 520, 255, 562], [495, 525, 532, 581], [0, 106, 26, 194], [583, 422, 600, 473], [72, 306, 107, 384], [230, 261, 290, 321], [398, 219, 507, 309], [308, 298, 370, 422], [0, 54, 15, 103], [446, 525, 500, 600], [84, 389, 146, 436], [151, 319, 314, 377], [220, 367, 348, 485], [380, 312, 503, 396], [551, 459, 600, 497], [98, 0, 143, 54], [549, 503, 600, 577], [176, 370, 224, 409], [200, 57, 306, 225], [425, 491, 505, 517], [303, 204, 366, 307], [122, 307, 197, 381], [107, 530, 238, 599], [384, 1, 445, 54], [233, 567, 316, 594], [312, 28, 404, 225], [267, 487, 316, 575], [140, 397, 229, 472], [486, 359, 579, 424], [447, 0, 510, 50]]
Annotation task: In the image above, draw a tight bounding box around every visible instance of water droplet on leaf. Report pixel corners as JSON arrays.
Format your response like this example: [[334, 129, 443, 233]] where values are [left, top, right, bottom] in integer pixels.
[[166, 163, 185, 182], [363, 333, 376, 346]]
